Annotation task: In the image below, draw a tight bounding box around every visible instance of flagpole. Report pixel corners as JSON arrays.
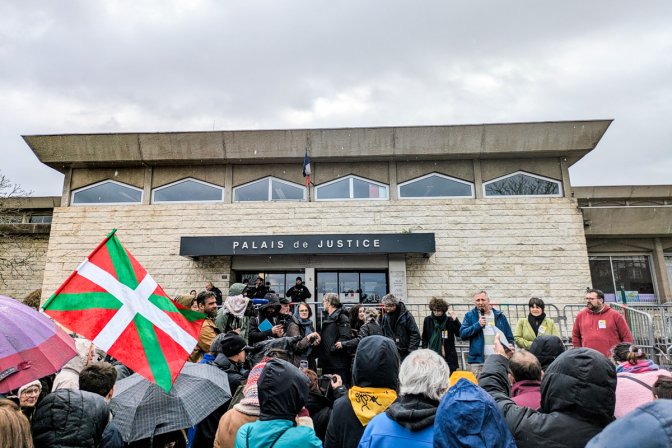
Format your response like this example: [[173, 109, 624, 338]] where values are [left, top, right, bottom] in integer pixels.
[[42, 229, 118, 310]]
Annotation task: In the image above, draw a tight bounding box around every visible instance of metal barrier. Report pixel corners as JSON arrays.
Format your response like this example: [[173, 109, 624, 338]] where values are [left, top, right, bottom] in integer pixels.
[[290, 299, 670, 370]]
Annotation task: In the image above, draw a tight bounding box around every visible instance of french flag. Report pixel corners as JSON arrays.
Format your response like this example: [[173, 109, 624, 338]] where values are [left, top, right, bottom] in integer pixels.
[[302, 151, 311, 187]]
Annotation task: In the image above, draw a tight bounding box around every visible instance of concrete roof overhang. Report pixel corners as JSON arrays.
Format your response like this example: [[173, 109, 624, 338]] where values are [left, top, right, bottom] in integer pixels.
[[23, 120, 612, 173]]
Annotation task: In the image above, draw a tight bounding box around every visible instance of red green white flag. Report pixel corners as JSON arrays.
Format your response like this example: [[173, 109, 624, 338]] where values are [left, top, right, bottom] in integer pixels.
[[42, 229, 205, 392]]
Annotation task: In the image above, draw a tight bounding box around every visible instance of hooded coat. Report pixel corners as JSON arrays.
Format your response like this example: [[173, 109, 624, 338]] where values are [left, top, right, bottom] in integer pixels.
[[357, 394, 438, 448], [32, 389, 111, 448], [434, 379, 516, 448], [586, 400, 672, 448], [325, 336, 400, 448], [235, 359, 321, 448], [478, 348, 617, 448], [529, 335, 566, 370], [381, 302, 421, 360]]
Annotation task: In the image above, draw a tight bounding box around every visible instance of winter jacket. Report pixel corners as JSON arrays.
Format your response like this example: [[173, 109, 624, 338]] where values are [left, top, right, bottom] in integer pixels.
[[317, 307, 353, 370], [341, 319, 383, 351], [32, 389, 111, 448], [236, 358, 321, 448], [511, 380, 542, 410], [529, 335, 566, 370], [214, 408, 258, 448], [614, 368, 672, 418], [421, 314, 461, 372], [357, 394, 438, 448], [215, 297, 256, 344], [193, 354, 246, 447], [587, 400, 672, 448], [189, 319, 220, 363], [460, 307, 514, 364], [478, 348, 617, 448], [381, 302, 421, 360], [571, 304, 633, 357], [325, 336, 400, 448], [285, 284, 312, 301], [434, 378, 516, 448], [514, 316, 560, 349], [305, 387, 346, 442]]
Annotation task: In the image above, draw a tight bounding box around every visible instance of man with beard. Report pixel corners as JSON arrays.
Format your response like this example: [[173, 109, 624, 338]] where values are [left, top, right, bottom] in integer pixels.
[[381, 294, 421, 361], [189, 291, 221, 362], [572, 288, 633, 357]]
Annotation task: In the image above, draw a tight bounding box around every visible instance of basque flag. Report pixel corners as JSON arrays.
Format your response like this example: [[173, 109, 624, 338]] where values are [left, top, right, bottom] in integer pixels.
[[303, 151, 311, 187], [42, 229, 205, 392]]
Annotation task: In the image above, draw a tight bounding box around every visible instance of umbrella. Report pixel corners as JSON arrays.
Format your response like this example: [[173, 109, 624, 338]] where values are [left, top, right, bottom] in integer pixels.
[[110, 362, 232, 442], [0, 295, 78, 394]]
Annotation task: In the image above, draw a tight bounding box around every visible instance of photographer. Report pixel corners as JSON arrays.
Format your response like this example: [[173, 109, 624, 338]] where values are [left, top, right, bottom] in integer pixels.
[[304, 370, 346, 443]]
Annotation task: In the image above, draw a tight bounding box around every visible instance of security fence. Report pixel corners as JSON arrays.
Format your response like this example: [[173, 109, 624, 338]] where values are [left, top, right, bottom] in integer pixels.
[[293, 299, 672, 370]]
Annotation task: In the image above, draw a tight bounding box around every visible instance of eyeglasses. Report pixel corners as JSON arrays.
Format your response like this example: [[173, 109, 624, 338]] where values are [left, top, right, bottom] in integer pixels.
[[20, 388, 40, 396]]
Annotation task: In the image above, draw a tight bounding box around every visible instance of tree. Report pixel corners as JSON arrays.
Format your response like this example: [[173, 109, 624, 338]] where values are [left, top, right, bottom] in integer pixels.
[[0, 171, 33, 289]]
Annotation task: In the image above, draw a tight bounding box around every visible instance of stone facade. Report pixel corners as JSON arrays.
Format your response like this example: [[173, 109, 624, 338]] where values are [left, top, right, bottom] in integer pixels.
[[0, 233, 50, 299], [41, 197, 591, 305]]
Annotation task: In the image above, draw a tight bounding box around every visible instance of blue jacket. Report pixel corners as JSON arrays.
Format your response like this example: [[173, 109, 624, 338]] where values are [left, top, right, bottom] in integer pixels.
[[586, 400, 672, 448], [358, 412, 433, 448], [459, 307, 514, 364], [434, 379, 516, 448], [235, 419, 322, 448]]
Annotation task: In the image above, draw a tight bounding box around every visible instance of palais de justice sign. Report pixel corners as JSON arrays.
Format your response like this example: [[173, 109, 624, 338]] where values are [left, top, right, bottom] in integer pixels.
[[180, 233, 435, 257]]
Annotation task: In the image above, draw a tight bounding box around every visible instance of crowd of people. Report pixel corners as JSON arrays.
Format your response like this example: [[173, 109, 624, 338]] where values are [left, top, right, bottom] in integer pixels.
[[2, 284, 672, 448]]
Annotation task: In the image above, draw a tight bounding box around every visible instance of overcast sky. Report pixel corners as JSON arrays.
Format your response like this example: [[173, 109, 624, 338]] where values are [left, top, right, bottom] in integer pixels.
[[1, 1, 671, 196]]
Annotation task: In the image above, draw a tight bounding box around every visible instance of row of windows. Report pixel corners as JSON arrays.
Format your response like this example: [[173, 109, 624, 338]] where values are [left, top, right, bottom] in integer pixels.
[[71, 171, 563, 205]]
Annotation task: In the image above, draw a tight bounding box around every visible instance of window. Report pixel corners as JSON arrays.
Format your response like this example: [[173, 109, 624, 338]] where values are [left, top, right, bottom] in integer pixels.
[[29, 215, 52, 224], [588, 255, 657, 303], [71, 180, 143, 205], [398, 173, 474, 198], [665, 256, 672, 291], [233, 177, 306, 202], [315, 175, 388, 201], [152, 178, 223, 203], [316, 271, 387, 304], [484, 171, 562, 197], [237, 271, 304, 299]]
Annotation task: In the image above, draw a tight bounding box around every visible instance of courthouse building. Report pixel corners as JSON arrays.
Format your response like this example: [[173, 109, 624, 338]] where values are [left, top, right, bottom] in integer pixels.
[[2, 120, 671, 306]]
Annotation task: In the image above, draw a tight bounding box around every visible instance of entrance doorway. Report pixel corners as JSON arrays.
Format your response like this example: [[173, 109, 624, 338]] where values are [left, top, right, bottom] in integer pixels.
[[236, 271, 304, 299]]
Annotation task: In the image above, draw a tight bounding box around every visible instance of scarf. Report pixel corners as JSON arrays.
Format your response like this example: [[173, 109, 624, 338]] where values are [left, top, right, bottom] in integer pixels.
[[297, 317, 313, 337], [527, 312, 546, 336], [348, 386, 397, 426], [428, 315, 448, 355], [616, 359, 659, 374], [223, 295, 249, 318]]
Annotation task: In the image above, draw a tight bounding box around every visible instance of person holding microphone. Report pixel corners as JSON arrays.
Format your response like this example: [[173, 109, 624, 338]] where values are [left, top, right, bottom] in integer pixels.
[[459, 290, 514, 378]]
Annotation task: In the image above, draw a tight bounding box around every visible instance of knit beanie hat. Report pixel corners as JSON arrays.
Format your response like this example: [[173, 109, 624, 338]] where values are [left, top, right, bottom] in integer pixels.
[[18, 380, 42, 396], [236, 358, 270, 414]]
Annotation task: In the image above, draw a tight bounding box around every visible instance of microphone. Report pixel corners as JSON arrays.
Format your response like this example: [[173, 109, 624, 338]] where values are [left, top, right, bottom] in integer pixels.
[[479, 307, 485, 316]]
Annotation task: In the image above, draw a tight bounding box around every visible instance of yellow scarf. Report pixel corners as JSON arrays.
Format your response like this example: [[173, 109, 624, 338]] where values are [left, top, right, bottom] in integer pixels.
[[348, 386, 398, 426]]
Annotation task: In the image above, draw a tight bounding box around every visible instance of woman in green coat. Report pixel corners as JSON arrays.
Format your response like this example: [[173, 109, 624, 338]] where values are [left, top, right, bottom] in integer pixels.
[[514, 297, 560, 349]]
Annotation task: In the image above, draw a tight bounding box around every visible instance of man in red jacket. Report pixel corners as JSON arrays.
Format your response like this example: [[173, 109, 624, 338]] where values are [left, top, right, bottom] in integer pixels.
[[572, 289, 633, 357]]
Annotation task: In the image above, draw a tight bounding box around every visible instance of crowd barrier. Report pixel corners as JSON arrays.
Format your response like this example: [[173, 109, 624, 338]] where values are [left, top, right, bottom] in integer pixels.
[[290, 299, 672, 370]]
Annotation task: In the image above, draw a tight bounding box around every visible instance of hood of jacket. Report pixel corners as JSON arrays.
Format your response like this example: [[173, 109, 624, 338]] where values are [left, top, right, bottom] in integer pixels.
[[541, 348, 616, 425], [434, 379, 516, 448], [385, 394, 438, 431], [529, 335, 566, 370], [352, 335, 400, 389], [258, 358, 309, 421], [211, 353, 240, 374], [32, 389, 109, 448], [586, 400, 672, 447]]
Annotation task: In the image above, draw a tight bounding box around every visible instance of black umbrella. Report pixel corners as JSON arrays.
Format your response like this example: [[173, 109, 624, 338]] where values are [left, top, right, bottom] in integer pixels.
[[110, 362, 231, 442]]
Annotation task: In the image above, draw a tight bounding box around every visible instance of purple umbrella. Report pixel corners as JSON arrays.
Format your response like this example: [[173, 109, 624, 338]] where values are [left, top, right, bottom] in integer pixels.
[[0, 295, 77, 393]]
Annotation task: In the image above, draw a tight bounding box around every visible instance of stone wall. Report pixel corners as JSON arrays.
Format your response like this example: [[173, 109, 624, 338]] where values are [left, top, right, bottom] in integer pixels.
[[41, 197, 591, 305], [0, 233, 50, 299]]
